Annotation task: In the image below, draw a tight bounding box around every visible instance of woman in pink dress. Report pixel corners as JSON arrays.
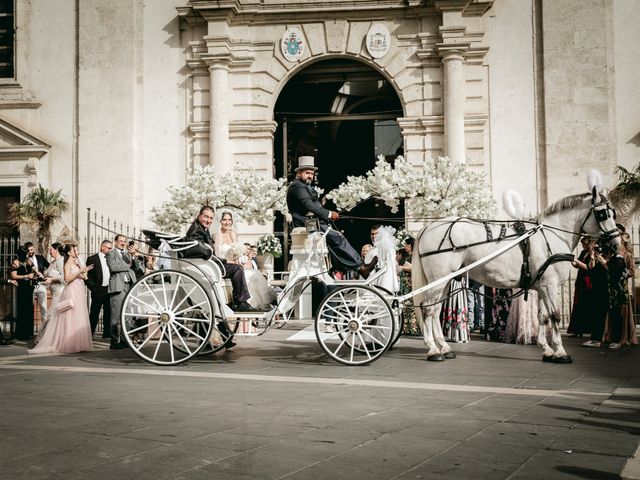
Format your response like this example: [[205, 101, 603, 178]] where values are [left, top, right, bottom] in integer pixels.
[[29, 243, 94, 354]]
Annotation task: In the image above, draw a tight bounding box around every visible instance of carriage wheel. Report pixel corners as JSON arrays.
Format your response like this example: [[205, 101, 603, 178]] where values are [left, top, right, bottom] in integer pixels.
[[315, 285, 394, 365], [121, 270, 214, 365]]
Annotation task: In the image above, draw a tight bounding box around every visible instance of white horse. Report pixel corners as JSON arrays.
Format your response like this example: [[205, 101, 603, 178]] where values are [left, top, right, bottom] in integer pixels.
[[412, 187, 621, 363]]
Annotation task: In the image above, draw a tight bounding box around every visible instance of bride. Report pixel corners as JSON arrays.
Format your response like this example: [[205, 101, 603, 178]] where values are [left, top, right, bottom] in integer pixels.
[[213, 210, 277, 310]]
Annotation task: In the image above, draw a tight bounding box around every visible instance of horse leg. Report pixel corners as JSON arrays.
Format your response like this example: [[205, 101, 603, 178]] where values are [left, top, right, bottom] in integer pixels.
[[536, 292, 555, 359], [432, 300, 455, 359], [537, 285, 572, 363], [416, 290, 445, 361]]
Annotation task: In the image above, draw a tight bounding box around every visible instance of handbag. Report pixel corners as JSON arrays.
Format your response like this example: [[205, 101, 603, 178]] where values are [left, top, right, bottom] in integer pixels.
[[56, 298, 74, 313]]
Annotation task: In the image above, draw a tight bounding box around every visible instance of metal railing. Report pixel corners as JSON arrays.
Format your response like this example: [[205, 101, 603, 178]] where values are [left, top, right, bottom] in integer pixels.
[[84, 208, 142, 259], [0, 235, 20, 337]]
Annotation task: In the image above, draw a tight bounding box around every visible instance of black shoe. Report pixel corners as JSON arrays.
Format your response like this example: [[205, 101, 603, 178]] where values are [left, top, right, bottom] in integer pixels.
[[357, 256, 378, 280], [223, 339, 237, 349], [110, 343, 125, 350], [234, 302, 257, 312]]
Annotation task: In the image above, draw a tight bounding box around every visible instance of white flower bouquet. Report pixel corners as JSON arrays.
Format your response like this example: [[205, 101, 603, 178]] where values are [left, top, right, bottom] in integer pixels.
[[256, 233, 282, 258], [226, 242, 247, 261]]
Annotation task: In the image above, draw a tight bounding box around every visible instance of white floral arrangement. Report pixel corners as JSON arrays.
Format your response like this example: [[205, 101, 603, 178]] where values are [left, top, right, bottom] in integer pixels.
[[395, 228, 414, 250], [226, 242, 247, 261], [256, 233, 282, 258], [326, 155, 496, 219], [150, 164, 289, 233]]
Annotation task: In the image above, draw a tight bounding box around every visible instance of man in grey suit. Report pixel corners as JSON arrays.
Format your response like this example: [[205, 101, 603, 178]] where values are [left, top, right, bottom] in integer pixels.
[[106, 234, 143, 349]]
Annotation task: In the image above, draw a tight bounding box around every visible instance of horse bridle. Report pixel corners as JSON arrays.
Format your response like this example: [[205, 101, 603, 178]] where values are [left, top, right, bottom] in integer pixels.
[[579, 196, 619, 241]]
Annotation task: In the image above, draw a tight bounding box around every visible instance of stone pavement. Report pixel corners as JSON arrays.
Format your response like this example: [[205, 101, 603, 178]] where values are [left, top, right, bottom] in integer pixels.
[[0, 323, 638, 480]]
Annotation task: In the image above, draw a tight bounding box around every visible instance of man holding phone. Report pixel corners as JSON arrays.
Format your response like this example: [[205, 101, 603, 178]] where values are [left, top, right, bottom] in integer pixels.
[[106, 234, 144, 349]]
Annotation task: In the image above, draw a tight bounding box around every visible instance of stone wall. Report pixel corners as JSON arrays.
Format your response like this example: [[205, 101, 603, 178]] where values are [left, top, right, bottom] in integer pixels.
[[542, 0, 617, 201]]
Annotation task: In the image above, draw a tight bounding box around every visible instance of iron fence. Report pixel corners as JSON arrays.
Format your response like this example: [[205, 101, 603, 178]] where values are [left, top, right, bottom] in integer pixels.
[[0, 235, 20, 337]]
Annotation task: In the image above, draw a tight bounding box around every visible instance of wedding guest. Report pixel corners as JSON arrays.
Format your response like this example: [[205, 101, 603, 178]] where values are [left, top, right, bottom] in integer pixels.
[[604, 232, 638, 347], [486, 288, 512, 342], [35, 243, 66, 341], [602, 230, 637, 349], [24, 242, 49, 329], [0, 278, 16, 344], [567, 236, 595, 338], [86, 240, 112, 338], [440, 278, 469, 343], [361, 244, 373, 262], [9, 248, 36, 341], [398, 238, 419, 335], [29, 243, 94, 354], [506, 290, 539, 344], [582, 242, 612, 348], [466, 279, 485, 333], [107, 234, 144, 349]]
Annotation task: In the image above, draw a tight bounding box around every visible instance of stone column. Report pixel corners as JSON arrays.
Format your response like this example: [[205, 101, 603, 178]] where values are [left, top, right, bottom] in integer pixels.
[[439, 48, 467, 163], [205, 58, 232, 173]]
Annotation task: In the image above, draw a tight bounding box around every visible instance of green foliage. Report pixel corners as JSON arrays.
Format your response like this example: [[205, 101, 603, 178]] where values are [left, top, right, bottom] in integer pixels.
[[8, 185, 69, 251], [609, 163, 640, 222]]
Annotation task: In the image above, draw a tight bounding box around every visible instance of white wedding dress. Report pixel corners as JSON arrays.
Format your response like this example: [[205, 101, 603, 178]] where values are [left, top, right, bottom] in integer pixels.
[[218, 242, 277, 310]]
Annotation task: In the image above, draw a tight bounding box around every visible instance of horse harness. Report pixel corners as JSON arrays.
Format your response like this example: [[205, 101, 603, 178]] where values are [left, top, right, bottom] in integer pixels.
[[418, 195, 618, 297]]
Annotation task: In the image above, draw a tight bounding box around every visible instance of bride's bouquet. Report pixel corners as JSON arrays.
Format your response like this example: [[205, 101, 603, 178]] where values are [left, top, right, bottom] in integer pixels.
[[226, 242, 247, 262], [256, 233, 282, 258]]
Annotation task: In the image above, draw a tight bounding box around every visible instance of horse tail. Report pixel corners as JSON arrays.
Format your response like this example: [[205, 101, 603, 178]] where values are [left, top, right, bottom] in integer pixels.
[[412, 226, 429, 322]]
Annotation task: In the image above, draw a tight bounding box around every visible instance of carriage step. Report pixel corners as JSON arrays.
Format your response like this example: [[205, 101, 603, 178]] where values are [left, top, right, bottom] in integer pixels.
[[225, 310, 274, 319]]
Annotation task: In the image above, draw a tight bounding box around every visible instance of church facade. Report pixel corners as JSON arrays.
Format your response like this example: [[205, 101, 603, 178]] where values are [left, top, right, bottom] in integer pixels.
[[0, 0, 638, 241]]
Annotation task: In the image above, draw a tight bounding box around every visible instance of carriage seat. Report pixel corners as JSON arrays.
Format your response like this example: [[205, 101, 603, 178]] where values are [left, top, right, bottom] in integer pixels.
[[142, 229, 212, 260]]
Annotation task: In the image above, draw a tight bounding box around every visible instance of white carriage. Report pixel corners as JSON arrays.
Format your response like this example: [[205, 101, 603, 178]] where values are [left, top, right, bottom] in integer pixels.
[[120, 228, 401, 366]]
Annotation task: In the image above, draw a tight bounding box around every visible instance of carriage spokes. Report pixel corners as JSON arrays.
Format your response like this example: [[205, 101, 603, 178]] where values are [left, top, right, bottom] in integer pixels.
[[121, 269, 216, 365], [315, 285, 394, 365]]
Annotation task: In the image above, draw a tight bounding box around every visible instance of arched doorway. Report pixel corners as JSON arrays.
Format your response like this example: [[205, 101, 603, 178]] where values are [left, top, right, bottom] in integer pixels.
[[273, 58, 404, 266]]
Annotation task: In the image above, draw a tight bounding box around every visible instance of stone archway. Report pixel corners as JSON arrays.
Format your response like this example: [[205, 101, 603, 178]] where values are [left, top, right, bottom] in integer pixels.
[[273, 57, 405, 254]]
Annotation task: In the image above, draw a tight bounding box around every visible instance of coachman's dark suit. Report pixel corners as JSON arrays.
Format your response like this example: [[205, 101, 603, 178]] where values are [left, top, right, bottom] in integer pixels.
[[85, 253, 111, 338], [185, 220, 251, 306], [286, 178, 361, 272]]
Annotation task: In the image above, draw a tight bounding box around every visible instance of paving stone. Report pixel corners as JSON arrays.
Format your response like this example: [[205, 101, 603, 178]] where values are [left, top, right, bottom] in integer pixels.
[[511, 450, 627, 480]]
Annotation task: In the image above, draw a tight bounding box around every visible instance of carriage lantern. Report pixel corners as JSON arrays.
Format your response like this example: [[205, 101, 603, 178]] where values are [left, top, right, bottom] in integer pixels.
[[305, 211, 319, 233]]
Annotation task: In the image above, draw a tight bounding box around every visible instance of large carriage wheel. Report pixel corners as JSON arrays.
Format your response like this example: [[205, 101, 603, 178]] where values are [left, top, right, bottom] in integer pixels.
[[121, 270, 214, 365], [315, 285, 394, 365]]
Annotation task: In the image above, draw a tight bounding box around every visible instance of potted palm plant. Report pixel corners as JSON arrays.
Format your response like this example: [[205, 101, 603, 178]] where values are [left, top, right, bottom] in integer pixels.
[[8, 185, 69, 252]]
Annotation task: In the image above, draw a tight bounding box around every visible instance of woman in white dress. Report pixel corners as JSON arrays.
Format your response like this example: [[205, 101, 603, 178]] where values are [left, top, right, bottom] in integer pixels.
[[213, 211, 277, 310]]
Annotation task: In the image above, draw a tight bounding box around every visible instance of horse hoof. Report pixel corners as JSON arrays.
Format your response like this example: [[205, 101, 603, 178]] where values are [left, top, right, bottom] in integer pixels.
[[553, 355, 573, 364], [542, 355, 555, 363], [443, 351, 456, 359], [427, 354, 445, 362]]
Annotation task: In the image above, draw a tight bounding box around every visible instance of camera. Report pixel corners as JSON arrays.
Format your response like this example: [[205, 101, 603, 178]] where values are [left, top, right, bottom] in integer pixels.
[[128, 240, 135, 247]]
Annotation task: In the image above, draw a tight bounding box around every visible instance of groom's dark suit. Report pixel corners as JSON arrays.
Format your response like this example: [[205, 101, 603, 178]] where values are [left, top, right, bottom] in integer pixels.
[[286, 178, 361, 272]]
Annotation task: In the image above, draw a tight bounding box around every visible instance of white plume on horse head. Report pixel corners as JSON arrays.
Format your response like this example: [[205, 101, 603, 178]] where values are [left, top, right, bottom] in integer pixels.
[[502, 189, 525, 219], [586, 169, 604, 193]]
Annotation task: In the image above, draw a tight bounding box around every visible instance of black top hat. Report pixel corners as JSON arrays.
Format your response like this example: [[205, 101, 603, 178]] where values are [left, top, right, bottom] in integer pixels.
[[295, 156, 318, 172]]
